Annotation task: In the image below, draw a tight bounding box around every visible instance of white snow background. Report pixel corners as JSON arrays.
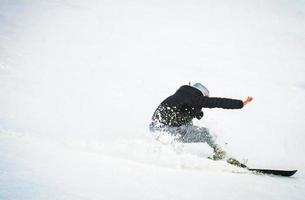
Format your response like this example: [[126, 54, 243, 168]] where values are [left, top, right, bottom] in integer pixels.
[[1, 0, 305, 199]]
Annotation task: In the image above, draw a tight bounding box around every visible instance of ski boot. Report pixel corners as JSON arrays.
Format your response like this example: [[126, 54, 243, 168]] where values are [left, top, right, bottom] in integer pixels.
[[227, 157, 247, 168]]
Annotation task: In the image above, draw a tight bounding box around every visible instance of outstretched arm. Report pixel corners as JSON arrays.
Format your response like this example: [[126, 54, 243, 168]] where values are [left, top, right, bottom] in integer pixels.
[[199, 96, 243, 109], [199, 96, 253, 109]]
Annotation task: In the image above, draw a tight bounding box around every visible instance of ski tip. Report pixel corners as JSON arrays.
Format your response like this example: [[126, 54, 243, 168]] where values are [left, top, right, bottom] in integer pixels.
[[290, 170, 298, 176], [281, 169, 297, 177]]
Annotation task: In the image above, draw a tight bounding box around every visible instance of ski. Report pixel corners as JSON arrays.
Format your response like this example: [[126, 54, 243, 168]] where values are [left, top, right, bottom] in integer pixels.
[[247, 168, 297, 177], [226, 158, 298, 177]]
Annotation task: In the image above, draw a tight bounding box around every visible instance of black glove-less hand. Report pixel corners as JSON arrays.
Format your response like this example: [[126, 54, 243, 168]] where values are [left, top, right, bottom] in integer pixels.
[[195, 111, 204, 119]]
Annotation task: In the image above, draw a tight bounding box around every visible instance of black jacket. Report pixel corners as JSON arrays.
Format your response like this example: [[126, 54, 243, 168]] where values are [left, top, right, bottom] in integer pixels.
[[152, 85, 243, 127]]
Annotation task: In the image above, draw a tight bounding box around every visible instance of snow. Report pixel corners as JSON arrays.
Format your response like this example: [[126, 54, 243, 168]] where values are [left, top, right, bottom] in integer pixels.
[[1, 0, 305, 199]]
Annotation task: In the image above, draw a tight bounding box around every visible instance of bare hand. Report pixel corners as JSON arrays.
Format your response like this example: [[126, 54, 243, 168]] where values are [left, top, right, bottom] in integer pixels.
[[243, 96, 253, 106]]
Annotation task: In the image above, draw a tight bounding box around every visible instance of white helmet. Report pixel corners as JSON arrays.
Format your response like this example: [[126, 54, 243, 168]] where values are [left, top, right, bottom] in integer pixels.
[[192, 83, 210, 96]]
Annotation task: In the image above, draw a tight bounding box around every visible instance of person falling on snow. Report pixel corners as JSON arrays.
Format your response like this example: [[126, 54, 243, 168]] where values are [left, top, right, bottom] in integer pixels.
[[150, 83, 253, 164]]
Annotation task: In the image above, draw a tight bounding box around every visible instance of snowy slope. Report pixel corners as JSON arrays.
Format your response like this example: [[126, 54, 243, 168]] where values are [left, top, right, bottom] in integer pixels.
[[1, 0, 305, 199]]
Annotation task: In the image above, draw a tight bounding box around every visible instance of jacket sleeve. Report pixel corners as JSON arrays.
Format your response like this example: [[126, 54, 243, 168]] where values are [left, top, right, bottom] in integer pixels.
[[198, 96, 244, 109]]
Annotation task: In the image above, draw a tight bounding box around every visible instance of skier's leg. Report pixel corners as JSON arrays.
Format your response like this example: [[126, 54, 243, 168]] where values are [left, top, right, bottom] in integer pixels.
[[179, 126, 215, 145], [149, 121, 185, 142], [179, 125, 226, 160]]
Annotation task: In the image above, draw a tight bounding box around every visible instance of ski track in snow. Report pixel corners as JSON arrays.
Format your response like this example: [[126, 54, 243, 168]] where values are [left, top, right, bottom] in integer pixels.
[[1, 0, 305, 199]]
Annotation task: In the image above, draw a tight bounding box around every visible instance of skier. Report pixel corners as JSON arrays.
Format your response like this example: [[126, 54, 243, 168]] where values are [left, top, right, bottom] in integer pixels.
[[150, 83, 253, 162]]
